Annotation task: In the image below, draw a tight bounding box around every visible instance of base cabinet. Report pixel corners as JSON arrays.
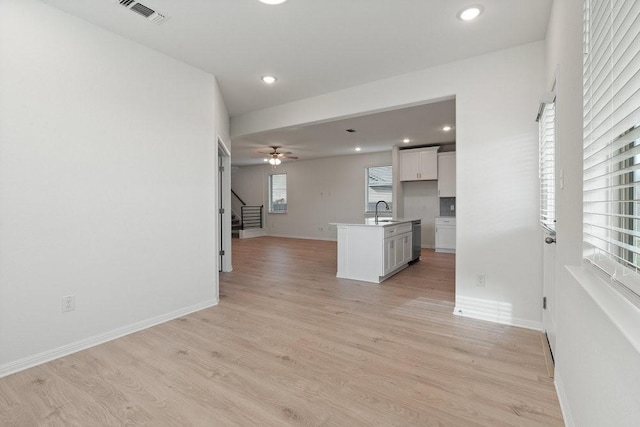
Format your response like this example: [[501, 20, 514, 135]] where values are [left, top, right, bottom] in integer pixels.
[[435, 217, 456, 253], [383, 232, 412, 276], [336, 221, 413, 283]]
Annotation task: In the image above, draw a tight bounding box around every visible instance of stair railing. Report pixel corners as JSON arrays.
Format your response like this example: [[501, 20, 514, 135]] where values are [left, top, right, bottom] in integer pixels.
[[241, 205, 263, 230], [232, 189, 263, 230]]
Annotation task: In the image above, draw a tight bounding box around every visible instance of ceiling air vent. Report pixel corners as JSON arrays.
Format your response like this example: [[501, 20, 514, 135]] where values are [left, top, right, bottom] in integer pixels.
[[114, 0, 167, 24]]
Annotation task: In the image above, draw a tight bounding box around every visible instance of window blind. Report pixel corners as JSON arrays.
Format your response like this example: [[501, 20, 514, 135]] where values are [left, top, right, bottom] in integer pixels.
[[539, 100, 556, 231], [583, 0, 640, 297], [268, 173, 287, 213], [366, 166, 393, 212]]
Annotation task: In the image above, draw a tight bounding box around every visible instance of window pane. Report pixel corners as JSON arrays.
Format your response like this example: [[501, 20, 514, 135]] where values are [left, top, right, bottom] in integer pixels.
[[366, 166, 393, 212], [269, 173, 287, 213]]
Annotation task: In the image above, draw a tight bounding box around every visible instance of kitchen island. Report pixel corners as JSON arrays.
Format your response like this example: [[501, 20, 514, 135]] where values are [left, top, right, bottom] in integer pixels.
[[330, 218, 418, 283]]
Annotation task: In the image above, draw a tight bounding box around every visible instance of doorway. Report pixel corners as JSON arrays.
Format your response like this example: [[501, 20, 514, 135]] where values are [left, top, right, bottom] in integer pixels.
[[217, 137, 232, 274]]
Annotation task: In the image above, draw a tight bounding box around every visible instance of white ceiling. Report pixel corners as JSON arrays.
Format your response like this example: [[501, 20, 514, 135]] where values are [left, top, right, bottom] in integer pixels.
[[40, 0, 552, 118], [232, 98, 457, 166], [40, 0, 551, 166]]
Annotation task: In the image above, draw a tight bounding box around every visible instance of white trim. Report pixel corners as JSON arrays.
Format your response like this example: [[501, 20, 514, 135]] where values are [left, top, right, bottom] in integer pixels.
[[454, 295, 543, 331], [566, 265, 640, 354], [267, 233, 336, 242], [554, 371, 575, 427], [435, 248, 455, 253], [0, 299, 218, 378], [239, 228, 267, 239]]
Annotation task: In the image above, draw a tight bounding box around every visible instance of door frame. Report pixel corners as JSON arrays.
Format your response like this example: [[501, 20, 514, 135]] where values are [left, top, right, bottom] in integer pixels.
[[217, 137, 232, 274]]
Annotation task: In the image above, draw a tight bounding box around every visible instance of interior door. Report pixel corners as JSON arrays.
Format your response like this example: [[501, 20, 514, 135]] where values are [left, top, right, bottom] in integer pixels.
[[542, 229, 557, 358]]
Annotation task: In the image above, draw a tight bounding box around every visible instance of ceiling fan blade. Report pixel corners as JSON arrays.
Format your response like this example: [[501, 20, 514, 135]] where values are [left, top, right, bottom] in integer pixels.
[[282, 155, 298, 160]]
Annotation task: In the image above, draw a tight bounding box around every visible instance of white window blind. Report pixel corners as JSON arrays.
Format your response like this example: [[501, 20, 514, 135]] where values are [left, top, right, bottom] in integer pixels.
[[366, 166, 393, 213], [583, 0, 640, 297], [539, 100, 556, 231], [268, 173, 287, 213]]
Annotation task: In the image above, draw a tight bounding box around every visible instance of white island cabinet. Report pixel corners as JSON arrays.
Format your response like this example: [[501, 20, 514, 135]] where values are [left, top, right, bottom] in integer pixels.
[[331, 219, 415, 283]]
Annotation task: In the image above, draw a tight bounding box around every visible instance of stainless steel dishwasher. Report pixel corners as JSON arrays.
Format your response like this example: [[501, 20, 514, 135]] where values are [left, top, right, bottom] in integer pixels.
[[411, 220, 421, 261]]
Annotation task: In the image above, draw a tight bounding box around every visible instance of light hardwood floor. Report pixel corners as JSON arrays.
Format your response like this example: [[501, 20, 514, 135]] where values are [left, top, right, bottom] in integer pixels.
[[0, 237, 564, 426]]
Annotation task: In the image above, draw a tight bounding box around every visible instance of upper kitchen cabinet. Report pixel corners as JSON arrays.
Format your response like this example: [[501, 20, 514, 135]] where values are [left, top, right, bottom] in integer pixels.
[[437, 152, 456, 197], [399, 147, 439, 181]]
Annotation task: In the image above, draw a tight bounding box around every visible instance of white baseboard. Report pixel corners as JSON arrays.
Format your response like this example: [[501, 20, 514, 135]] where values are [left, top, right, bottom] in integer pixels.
[[554, 371, 574, 427], [239, 228, 267, 239], [267, 233, 337, 242], [453, 296, 542, 331], [0, 299, 218, 378], [435, 248, 456, 253]]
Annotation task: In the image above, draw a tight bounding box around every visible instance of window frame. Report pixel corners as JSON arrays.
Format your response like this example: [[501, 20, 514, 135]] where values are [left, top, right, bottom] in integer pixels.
[[268, 172, 287, 214], [365, 165, 393, 214]]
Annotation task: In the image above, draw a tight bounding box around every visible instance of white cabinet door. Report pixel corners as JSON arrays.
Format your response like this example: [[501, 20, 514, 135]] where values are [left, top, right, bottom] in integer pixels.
[[394, 234, 404, 268], [384, 232, 412, 274], [417, 150, 438, 180], [383, 237, 395, 275], [437, 152, 456, 197], [399, 151, 420, 181], [435, 225, 456, 252], [401, 233, 412, 264], [400, 148, 438, 181]]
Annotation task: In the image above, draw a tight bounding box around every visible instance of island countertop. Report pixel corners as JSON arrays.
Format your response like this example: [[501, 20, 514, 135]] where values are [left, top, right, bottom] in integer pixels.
[[330, 218, 420, 227]]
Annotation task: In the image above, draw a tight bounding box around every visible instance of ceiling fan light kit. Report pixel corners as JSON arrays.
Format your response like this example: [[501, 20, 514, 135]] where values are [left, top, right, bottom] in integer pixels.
[[258, 145, 298, 167]]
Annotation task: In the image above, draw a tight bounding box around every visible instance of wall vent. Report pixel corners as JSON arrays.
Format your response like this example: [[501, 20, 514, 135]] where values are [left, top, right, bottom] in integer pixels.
[[114, 0, 167, 24]]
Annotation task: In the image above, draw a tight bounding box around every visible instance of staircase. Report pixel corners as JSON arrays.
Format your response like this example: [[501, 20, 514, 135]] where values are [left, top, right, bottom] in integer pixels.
[[232, 213, 241, 238], [231, 189, 264, 238]]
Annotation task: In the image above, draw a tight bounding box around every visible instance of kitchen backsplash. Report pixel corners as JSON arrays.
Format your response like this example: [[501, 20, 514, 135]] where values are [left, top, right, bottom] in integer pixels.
[[440, 197, 456, 217]]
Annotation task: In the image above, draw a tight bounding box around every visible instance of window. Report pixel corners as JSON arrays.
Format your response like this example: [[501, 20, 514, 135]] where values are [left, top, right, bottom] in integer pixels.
[[268, 173, 287, 213], [583, 0, 640, 298], [366, 166, 393, 213], [538, 98, 556, 231]]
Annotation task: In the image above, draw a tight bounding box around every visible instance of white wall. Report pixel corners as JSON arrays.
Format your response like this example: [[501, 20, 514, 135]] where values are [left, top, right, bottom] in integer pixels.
[[0, 0, 228, 375], [232, 42, 546, 329], [546, 0, 640, 425], [232, 152, 392, 241]]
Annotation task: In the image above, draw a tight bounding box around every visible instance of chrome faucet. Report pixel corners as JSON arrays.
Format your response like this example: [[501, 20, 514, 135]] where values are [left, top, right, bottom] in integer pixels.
[[375, 200, 390, 224]]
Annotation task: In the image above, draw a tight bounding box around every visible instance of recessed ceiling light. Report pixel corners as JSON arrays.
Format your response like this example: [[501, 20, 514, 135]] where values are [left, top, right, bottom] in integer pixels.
[[442, 125, 453, 132], [457, 5, 483, 21], [259, 0, 287, 4], [355, 147, 362, 152], [402, 138, 411, 143], [261, 75, 277, 84]]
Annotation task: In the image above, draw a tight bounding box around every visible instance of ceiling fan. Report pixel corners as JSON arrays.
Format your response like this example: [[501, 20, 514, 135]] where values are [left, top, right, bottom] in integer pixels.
[[258, 146, 298, 165]]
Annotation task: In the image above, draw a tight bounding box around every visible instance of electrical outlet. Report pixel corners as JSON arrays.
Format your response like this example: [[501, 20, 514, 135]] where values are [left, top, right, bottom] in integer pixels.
[[475, 274, 485, 287], [62, 295, 75, 313]]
